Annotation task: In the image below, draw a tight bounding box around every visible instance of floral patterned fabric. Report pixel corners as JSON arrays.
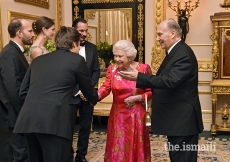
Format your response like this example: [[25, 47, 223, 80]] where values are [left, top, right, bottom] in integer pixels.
[[98, 63, 152, 162]]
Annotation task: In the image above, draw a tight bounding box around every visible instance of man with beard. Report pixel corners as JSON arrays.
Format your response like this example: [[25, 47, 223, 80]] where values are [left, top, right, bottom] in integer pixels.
[[0, 18, 34, 162], [69, 18, 100, 162]]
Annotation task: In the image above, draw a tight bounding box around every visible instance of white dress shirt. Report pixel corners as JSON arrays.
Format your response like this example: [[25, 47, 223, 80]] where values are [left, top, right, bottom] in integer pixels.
[[11, 40, 24, 53], [79, 46, 86, 60], [167, 39, 181, 55]]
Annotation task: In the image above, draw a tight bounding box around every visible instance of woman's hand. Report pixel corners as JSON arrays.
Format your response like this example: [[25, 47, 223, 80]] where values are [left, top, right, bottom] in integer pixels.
[[124, 95, 142, 105]]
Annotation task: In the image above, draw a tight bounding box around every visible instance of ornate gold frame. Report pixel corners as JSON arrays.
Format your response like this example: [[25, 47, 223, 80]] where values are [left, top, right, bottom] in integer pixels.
[[73, 0, 145, 63], [56, 0, 62, 30], [221, 28, 230, 79], [151, 0, 166, 74], [7, 11, 40, 22], [81, 0, 134, 3], [14, 0, 49, 9]]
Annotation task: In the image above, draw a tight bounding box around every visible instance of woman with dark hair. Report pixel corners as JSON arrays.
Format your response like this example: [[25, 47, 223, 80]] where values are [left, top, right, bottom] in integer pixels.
[[13, 26, 98, 162], [30, 16, 55, 60]]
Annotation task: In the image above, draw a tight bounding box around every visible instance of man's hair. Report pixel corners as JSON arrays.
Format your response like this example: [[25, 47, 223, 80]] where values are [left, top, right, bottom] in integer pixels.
[[167, 18, 182, 37], [32, 16, 54, 35], [113, 40, 137, 61], [8, 18, 23, 38], [55, 26, 81, 49], [72, 18, 87, 28]]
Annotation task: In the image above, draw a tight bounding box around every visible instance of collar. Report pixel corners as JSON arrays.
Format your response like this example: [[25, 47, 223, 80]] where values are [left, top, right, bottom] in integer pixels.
[[167, 39, 181, 55], [11, 40, 24, 53]]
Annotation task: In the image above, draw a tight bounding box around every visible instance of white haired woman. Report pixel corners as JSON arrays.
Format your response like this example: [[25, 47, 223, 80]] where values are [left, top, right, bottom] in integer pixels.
[[98, 40, 152, 161]]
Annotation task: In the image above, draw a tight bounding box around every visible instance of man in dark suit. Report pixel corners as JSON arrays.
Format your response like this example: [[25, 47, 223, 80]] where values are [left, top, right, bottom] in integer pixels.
[[0, 18, 34, 162], [119, 18, 203, 162], [69, 18, 100, 162], [13, 26, 99, 162]]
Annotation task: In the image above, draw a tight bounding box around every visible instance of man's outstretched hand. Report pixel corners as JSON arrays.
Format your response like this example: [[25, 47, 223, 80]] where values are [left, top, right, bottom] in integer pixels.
[[118, 64, 138, 81]]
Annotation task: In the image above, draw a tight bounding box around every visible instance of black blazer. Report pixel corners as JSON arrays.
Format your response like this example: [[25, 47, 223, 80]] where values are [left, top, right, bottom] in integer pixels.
[[0, 40, 29, 127], [13, 48, 98, 140], [70, 41, 100, 104], [137, 40, 204, 136]]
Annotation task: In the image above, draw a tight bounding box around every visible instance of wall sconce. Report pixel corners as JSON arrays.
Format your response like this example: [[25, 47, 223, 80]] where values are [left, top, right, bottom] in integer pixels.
[[167, 0, 200, 41]]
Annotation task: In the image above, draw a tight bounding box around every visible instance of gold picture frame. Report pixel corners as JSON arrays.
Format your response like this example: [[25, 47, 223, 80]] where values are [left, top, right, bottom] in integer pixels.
[[151, 0, 166, 74], [14, 0, 49, 9]]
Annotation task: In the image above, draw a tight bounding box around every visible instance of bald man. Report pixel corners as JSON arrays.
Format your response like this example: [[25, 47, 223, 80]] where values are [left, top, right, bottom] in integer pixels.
[[119, 18, 203, 162], [0, 18, 34, 162]]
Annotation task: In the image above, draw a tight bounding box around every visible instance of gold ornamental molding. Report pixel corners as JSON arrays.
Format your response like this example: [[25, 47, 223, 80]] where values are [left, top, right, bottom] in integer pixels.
[[199, 90, 211, 94], [212, 87, 230, 93], [151, 0, 166, 74], [202, 110, 222, 114], [84, 10, 96, 22], [202, 118, 230, 123], [198, 60, 212, 72], [110, 0, 134, 2], [210, 22, 219, 79], [73, 0, 79, 19], [198, 81, 211, 86], [81, 0, 134, 4], [93, 112, 110, 116], [73, 0, 79, 4], [14, 0, 49, 9], [7, 11, 40, 23], [82, 0, 108, 3], [0, 0, 3, 51], [56, 0, 62, 31], [188, 44, 212, 46], [137, 3, 144, 63]]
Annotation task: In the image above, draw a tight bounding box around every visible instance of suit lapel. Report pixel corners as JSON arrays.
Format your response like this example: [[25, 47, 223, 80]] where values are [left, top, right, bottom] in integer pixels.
[[85, 41, 93, 68], [156, 40, 183, 75], [9, 41, 29, 66]]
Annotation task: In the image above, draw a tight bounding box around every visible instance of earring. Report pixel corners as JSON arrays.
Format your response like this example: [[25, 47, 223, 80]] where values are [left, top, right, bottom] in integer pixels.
[[43, 32, 46, 38]]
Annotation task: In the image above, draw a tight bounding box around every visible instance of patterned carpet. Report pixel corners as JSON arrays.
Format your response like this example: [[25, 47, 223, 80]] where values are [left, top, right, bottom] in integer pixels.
[[72, 131, 230, 162]]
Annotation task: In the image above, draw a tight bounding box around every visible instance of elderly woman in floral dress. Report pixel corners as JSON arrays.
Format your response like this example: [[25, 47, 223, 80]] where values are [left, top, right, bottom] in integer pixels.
[[98, 40, 152, 162]]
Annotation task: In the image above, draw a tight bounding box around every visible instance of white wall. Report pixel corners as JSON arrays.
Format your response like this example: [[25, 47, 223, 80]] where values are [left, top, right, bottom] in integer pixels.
[[62, 0, 72, 26], [145, 0, 154, 66]]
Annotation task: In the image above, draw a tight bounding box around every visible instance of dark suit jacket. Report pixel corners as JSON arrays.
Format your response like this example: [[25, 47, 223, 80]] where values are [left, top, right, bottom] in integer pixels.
[[13, 48, 98, 140], [137, 40, 204, 136], [0, 40, 29, 127], [70, 41, 100, 104]]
